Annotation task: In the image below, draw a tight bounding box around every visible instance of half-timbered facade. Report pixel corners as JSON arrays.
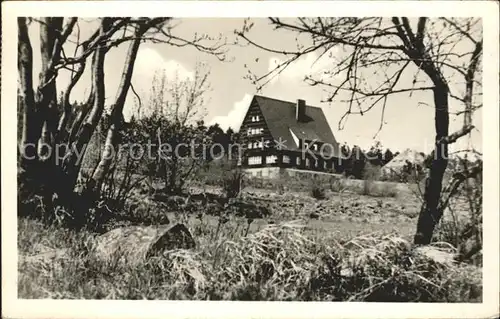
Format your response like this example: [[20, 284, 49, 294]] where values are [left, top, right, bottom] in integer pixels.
[[239, 95, 346, 176]]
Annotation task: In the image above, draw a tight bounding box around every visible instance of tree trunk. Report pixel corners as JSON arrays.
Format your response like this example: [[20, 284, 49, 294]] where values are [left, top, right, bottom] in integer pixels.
[[62, 19, 112, 188], [414, 85, 450, 245], [90, 25, 146, 191], [17, 18, 37, 167], [37, 18, 63, 161]]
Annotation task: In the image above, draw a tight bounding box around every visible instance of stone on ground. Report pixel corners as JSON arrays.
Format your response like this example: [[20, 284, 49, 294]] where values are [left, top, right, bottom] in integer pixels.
[[413, 246, 457, 266], [92, 223, 195, 265]]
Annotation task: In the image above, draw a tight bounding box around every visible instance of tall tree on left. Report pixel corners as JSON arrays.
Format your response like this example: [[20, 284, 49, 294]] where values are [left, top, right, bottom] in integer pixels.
[[17, 17, 226, 222]]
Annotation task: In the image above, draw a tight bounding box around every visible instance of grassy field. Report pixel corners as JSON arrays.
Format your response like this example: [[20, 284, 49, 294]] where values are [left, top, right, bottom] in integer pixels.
[[17, 176, 482, 301]]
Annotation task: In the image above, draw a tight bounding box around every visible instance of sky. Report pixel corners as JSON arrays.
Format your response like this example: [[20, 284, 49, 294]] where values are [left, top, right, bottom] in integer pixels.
[[27, 18, 482, 155]]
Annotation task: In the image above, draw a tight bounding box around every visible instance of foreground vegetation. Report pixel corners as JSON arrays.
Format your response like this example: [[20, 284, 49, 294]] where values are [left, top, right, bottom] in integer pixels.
[[18, 176, 482, 302]]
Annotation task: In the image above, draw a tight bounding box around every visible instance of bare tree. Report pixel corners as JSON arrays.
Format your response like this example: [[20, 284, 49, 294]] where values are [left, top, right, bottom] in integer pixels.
[[237, 17, 482, 244], [146, 62, 210, 125], [17, 17, 226, 219], [139, 64, 212, 194]]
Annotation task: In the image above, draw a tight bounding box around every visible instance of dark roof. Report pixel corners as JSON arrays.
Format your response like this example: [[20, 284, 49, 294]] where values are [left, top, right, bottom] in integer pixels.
[[253, 95, 344, 158], [289, 126, 321, 142]]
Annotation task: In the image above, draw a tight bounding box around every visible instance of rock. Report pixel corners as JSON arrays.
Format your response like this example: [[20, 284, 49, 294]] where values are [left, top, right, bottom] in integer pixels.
[[413, 246, 457, 266], [92, 224, 195, 266]]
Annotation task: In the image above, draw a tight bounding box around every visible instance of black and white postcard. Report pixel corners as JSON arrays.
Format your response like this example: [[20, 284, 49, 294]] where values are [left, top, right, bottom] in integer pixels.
[[2, 1, 499, 318]]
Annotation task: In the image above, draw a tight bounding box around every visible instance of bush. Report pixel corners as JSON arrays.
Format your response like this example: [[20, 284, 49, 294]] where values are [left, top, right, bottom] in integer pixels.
[[223, 169, 245, 199], [311, 185, 326, 200], [434, 159, 483, 265], [329, 176, 347, 193]]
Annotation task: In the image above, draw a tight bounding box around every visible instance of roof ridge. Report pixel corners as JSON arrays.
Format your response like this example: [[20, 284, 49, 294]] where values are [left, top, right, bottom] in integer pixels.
[[254, 94, 323, 110]]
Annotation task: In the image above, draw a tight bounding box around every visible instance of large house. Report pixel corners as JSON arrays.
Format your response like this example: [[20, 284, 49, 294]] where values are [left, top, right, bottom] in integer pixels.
[[239, 95, 346, 178]]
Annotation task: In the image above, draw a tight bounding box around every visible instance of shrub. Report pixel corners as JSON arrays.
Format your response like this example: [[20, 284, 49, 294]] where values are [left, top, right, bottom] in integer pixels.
[[434, 159, 483, 265], [223, 169, 245, 199], [311, 185, 326, 200], [329, 176, 347, 193], [362, 179, 373, 196]]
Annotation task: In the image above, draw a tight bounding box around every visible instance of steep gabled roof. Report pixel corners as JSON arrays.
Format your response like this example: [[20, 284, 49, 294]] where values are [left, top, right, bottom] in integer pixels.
[[253, 95, 343, 158]]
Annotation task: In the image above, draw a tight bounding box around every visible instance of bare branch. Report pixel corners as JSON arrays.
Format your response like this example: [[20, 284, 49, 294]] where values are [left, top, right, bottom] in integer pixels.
[[130, 82, 143, 119], [438, 125, 475, 145], [441, 18, 479, 45]]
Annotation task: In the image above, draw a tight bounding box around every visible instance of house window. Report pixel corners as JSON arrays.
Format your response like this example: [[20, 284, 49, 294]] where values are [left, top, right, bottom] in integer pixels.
[[248, 128, 263, 136], [323, 161, 328, 170], [266, 155, 277, 164], [282, 155, 290, 164], [305, 158, 310, 167], [248, 142, 253, 149], [253, 141, 259, 148], [248, 156, 262, 165], [296, 157, 301, 165], [251, 115, 260, 122], [258, 141, 263, 149], [313, 144, 318, 151]]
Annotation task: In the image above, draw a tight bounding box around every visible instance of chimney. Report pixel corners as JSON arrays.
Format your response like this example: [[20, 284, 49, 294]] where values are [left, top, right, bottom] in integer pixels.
[[296, 99, 306, 122]]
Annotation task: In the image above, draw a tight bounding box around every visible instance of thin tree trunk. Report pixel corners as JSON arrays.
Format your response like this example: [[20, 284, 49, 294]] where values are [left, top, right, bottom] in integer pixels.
[[18, 18, 37, 166], [37, 18, 63, 160], [56, 58, 87, 143], [90, 24, 146, 191], [62, 19, 112, 187]]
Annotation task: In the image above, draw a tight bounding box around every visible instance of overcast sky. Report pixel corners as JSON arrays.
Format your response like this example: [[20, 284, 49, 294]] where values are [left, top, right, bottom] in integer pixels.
[[27, 18, 482, 154]]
